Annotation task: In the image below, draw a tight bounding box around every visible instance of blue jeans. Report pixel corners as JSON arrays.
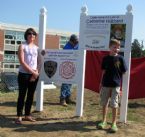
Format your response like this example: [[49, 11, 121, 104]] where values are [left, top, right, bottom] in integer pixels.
[[60, 83, 72, 99]]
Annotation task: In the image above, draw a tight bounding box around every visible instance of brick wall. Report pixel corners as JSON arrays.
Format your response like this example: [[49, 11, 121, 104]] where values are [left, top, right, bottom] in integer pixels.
[[0, 30, 4, 51], [0, 29, 4, 63], [35, 34, 60, 49], [45, 34, 59, 49]]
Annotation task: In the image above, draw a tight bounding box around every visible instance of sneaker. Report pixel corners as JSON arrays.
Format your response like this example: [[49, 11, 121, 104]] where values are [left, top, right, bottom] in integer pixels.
[[110, 124, 118, 133], [98, 122, 107, 129], [60, 98, 67, 106]]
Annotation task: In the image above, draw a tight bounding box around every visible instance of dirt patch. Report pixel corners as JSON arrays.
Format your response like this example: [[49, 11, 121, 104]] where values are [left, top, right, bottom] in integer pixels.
[[0, 88, 145, 137]]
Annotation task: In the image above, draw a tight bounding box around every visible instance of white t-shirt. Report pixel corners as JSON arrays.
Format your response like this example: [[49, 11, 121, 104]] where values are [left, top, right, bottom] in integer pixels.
[[19, 42, 39, 74]]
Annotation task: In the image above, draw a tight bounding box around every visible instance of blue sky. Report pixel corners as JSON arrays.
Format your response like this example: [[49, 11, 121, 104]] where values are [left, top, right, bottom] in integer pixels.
[[0, 0, 145, 43]]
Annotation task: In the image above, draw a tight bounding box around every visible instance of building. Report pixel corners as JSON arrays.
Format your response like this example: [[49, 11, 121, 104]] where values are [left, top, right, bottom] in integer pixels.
[[0, 22, 77, 72]]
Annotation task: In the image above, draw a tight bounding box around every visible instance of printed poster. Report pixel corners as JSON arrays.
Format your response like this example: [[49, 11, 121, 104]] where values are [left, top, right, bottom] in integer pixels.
[[42, 49, 79, 84], [82, 15, 126, 50]]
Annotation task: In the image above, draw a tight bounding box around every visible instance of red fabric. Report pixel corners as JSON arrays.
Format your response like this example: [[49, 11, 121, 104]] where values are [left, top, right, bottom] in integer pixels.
[[85, 51, 145, 99], [129, 57, 145, 99]]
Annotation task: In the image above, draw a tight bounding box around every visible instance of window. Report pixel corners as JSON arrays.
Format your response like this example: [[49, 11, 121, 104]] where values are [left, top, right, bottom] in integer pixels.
[[10, 65, 14, 68], [61, 36, 67, 40], [4, 30, 25, 51], [16, 65, 19, 68], [5, 40, 11, 44], [4, 64, 9, 68], [60, 45, 64, 49], [17, 41, 21, 44], [11, 41, 15, 45], [5, 51, 15, 54], [4, 51, 17, 62], [5, 35, 13, 39], [16, 35, 24, 41], [60, 36, 69, 49]]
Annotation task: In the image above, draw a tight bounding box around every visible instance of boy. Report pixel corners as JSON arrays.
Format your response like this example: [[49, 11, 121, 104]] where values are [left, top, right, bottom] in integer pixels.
[[98, 39, 127, 132]]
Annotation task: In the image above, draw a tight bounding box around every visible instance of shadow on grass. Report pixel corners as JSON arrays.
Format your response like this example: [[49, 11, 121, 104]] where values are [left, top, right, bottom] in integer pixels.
[[43, 102, 61, 106], [128, 102, 145, 108], [0, 114, 108, 133], [1, 114, 118, 135], [0, 101, 61, 108], [0, 101, 16, 107], [15, 121, 97, 132]]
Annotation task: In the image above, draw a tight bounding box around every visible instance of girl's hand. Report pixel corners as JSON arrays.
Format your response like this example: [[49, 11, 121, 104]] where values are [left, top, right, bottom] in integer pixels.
[[30, 75, 36, 82], [32, 70, 39, 79]]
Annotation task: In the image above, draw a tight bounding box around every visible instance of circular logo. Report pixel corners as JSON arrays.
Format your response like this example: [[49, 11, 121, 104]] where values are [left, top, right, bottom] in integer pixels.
[[59, 61, 76, 79]]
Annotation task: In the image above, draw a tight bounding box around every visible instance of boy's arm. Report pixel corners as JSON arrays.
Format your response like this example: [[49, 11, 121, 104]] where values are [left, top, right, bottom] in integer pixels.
[[99, 70, 105, 90], [99, 56, 106, 90]]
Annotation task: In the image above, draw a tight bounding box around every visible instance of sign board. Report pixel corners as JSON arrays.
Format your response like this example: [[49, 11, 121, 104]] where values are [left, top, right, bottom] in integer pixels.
[[41, 49, 79, 84], [81, 15, 127, 50], [36, 5, 133, 123], [78, 5, 133, 122]]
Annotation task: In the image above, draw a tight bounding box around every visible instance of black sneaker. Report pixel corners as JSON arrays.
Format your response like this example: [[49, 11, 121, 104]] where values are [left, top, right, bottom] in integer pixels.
[[60, 98, 67, 106], [65, 96, 76, 104]]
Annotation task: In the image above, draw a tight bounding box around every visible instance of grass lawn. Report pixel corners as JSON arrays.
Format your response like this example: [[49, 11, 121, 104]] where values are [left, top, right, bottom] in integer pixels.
[[0, 87, 145, 137]]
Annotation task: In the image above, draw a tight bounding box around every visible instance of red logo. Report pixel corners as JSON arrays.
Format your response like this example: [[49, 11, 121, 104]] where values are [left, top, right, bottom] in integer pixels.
[[59, 61, 76, 79]]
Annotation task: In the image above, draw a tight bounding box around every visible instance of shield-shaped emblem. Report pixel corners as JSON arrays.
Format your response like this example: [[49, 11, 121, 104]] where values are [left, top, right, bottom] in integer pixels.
[[44, 61, 57, 78]]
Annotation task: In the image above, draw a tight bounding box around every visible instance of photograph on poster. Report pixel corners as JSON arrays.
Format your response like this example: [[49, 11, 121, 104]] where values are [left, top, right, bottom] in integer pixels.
[[110, 24, 126, 48]]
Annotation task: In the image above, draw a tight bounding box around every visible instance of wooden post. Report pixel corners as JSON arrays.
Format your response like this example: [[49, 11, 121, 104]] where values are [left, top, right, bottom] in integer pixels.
[[36, 7, 47, 111], [120, 4, 133, 123], [76, 5, 88, 116]]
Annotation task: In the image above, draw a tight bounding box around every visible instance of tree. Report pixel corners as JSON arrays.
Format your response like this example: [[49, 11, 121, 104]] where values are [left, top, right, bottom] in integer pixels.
[[131, 39, 145, 58]]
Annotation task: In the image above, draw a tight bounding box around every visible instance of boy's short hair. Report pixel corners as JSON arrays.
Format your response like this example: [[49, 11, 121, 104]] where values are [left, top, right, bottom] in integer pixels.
[[109, 38, 120, 47]]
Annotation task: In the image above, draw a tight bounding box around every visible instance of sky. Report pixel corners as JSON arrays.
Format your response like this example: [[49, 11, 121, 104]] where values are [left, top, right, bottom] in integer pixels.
[[0, 0, 145, 43]]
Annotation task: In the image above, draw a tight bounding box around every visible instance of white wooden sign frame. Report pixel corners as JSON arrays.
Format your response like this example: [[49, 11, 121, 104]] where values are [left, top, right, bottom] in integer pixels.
[[36, 5, 133, 123], [78, 5, 133, 123]]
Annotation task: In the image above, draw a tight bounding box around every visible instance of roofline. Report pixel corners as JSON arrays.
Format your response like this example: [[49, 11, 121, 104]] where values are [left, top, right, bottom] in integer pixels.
[[0, 22, 78, 36]]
